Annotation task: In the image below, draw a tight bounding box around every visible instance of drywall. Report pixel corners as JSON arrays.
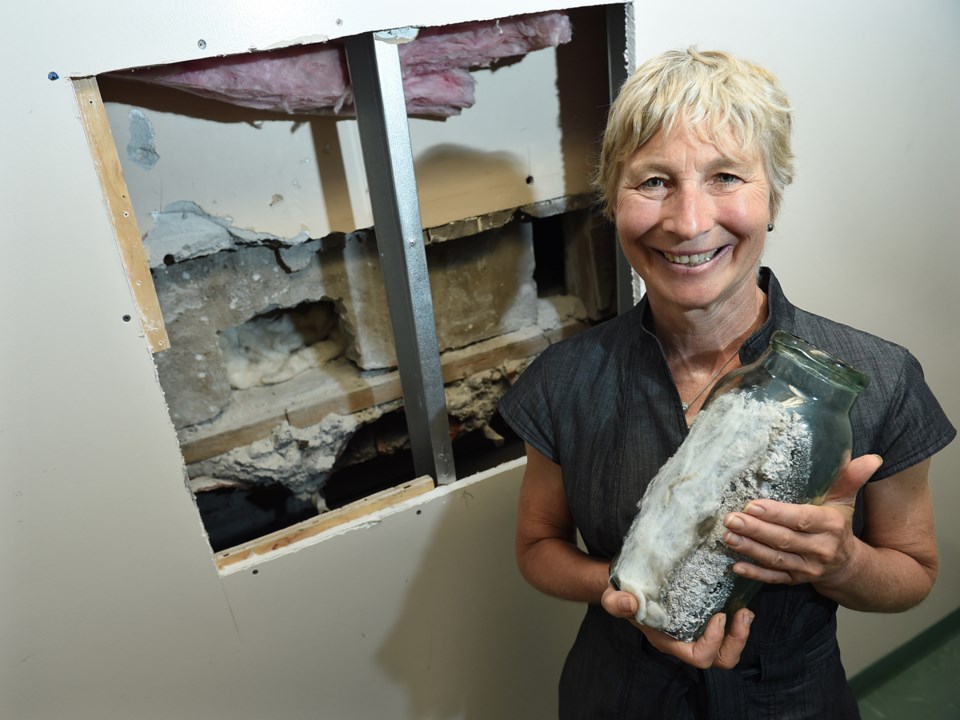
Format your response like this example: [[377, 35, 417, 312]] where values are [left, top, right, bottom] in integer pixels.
[[1, 2, 603, 717], [631, 0, 960, 675]]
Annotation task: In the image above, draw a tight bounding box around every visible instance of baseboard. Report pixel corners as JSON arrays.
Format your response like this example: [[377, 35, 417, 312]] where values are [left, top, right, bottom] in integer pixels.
[[849, 606, 960, 697]]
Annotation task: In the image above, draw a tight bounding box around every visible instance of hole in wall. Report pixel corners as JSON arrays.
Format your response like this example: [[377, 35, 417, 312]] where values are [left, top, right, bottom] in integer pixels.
[[96, 4, 615, 556], [217, 300, 346, 391]]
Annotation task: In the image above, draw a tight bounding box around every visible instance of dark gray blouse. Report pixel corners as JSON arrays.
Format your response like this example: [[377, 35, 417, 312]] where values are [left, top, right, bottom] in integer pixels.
[[498, 267, 955, 719]]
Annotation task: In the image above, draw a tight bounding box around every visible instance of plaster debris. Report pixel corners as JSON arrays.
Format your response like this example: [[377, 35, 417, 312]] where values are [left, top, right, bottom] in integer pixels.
[[147, 195, 604, 507], [145, 200, 311, 268], [183, 295, 585, 501], [188, 401, 401, 502], [152, 218, 538, 426], [114, 12, 572, 118], [611, 392, 812, 641], [126, 109, 159, 169]]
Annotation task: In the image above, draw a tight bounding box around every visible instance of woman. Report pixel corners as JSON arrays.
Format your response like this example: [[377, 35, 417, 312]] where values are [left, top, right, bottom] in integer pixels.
[[497, 48, 955, 719]]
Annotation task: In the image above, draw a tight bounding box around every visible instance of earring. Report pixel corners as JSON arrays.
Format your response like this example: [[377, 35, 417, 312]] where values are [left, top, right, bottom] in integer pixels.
[[767, 222, 775, 232]]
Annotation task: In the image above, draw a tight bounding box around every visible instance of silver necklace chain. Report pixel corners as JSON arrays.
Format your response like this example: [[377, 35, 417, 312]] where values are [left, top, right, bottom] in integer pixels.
[[680, 347, 742, 412]]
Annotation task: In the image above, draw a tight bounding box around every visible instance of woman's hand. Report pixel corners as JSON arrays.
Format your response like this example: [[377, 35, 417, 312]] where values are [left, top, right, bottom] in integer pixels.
[[600, 586, 754, 669], [721, 454, 883, 588]]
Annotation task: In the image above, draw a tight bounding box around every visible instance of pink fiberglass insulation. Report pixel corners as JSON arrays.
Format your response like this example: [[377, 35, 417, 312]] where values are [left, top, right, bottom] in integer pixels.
[[117, 12, 572, 118]]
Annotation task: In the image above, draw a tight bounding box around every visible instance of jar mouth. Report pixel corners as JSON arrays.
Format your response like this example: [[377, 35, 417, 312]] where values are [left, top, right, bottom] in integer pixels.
[[771, 331, 869, 391]]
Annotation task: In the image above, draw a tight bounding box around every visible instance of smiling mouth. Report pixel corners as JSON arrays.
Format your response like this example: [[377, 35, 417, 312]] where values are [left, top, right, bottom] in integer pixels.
[[661, 249, 722, 267]]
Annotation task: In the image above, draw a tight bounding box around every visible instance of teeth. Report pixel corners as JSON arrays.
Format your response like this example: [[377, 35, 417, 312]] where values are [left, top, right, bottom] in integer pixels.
[[663, 249, 718, 267]]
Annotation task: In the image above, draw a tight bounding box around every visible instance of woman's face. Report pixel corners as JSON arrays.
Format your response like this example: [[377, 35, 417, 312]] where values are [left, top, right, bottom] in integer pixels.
[[614, 124, 771, 315]]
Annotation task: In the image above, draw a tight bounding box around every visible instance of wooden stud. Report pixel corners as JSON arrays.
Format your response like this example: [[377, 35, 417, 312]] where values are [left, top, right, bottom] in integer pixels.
[[73, 76, 170, 353]]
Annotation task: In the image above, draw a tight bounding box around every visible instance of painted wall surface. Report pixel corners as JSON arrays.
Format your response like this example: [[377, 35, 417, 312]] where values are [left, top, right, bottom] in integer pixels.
[[1, 2, 957, 719], [1, 4, 605, 717]]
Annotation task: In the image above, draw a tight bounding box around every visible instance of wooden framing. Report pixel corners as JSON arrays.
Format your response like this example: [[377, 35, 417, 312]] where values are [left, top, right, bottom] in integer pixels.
[[179, 321, 586, 464], [216, 475, 435, 572], [73, 77, 169, 353]]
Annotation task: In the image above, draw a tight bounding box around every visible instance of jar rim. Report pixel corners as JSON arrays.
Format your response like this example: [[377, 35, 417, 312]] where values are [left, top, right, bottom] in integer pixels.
[[770, 330, 869, 391]]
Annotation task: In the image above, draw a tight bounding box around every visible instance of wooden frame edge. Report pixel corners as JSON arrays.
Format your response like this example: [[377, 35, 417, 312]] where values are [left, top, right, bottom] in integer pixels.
[[73, 76, 170, 353], [215, 474, 436, 572]]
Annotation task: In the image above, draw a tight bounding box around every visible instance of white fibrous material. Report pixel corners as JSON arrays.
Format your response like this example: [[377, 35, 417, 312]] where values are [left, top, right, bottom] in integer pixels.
[[611, 392, 812, 641], [115, 12, 572, 118], [218, 304, 346, 389]]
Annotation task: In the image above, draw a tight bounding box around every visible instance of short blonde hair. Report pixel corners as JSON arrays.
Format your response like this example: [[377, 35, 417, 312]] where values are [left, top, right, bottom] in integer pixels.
[[595, 47, 794, 220]]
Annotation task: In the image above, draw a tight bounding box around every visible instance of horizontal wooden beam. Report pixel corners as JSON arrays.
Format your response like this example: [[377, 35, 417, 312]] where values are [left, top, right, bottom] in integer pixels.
[[180, 321, 585, 464], [216, 475, 435, 572]]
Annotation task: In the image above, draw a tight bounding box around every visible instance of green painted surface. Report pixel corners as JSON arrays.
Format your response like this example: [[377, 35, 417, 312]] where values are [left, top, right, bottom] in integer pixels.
[[855, 610, 960, 720]]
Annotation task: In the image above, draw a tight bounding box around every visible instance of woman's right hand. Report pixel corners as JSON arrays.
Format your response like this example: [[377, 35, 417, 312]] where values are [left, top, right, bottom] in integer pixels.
[[600, 586, 754, 669]]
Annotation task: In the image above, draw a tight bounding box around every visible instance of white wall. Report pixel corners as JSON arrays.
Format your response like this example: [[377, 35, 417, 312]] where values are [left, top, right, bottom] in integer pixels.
[[1, 2, 957, 718], [632, 0, 960, 674], [1, 2, 595, 717]]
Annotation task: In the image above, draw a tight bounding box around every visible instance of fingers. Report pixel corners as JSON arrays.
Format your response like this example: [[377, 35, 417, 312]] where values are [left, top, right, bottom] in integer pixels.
[[723, 507, 839, 583], [601, 586, 755, 670], [675, 610, 754, 669], [714, 608, 754, 669], [686, 613, 729, 668], [633, 612, 754, 670], [732, 497, 844, 534]]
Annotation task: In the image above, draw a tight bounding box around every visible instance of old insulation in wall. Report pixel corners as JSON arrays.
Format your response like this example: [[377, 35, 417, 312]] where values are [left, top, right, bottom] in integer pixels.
[[111, 12, 572, 117]]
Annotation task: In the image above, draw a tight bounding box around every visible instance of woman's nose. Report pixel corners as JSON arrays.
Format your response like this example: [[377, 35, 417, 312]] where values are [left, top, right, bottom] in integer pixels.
[[662, 185, 713, 240]]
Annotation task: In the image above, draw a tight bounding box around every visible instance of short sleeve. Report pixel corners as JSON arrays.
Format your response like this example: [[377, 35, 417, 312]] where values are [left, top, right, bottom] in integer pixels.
[[497, 346, 562, 464], [869, 351, 955, 480]]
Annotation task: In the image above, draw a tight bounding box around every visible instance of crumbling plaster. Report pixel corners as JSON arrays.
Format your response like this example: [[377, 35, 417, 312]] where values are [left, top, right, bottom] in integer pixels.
[[151, 212, 538, 428], [120, 12, 612, 504]]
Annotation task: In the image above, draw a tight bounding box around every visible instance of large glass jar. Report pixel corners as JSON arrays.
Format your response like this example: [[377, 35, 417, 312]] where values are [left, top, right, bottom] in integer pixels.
[[609, 330, 869, 641]]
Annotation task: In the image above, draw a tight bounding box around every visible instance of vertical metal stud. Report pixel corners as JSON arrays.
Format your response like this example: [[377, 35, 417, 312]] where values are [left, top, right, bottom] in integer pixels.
[[606, 3, 642, 313], [344, 31, 456, 485]]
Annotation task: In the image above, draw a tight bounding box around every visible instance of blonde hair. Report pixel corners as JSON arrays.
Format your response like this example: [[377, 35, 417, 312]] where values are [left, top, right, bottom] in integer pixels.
[[595, 47, 794, 220]]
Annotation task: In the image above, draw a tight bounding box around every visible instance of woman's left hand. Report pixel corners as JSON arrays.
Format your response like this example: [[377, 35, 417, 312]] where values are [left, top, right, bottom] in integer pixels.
[[721, 454, 883, 587]]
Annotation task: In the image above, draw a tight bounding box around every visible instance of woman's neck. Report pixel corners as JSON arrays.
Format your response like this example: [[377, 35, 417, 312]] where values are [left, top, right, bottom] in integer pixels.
[[651, 283, 767, 367]]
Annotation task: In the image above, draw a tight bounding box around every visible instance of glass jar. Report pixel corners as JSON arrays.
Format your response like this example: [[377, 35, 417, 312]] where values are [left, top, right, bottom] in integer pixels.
[[610, 330, 869, 641]]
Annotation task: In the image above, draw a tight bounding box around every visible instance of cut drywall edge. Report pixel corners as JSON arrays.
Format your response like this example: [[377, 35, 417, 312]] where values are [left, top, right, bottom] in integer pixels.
[[217, 455, 526, 576]]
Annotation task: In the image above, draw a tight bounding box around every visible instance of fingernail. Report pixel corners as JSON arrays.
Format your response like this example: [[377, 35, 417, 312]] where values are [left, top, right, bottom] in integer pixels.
[[724, 515, 744, 530], [618, 597, 633, 613], [744, 611, 755, 627], [745, 503, 764, 516], [724, 531, 741, 547]]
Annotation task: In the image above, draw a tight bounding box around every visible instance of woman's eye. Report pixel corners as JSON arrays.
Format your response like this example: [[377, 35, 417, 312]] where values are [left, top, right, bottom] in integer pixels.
[[640, 177, 666, 189], [715, 173, 741, 185]]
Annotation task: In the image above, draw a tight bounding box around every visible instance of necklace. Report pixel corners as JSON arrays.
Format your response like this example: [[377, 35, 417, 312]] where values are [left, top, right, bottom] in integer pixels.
[[673, 295, 768, 412], [680, 347, 741, 412]]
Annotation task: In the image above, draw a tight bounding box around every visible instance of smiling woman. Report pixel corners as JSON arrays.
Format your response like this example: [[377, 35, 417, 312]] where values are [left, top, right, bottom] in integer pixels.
[[497, 46, 955, 720], [613, 125, 771, 323]]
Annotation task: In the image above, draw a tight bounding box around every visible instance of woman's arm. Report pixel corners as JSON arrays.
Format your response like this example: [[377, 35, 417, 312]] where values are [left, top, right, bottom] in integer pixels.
[[722, 455, 939, 611], [517, 442, 754, 669], [515, 443, 609, 603]]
